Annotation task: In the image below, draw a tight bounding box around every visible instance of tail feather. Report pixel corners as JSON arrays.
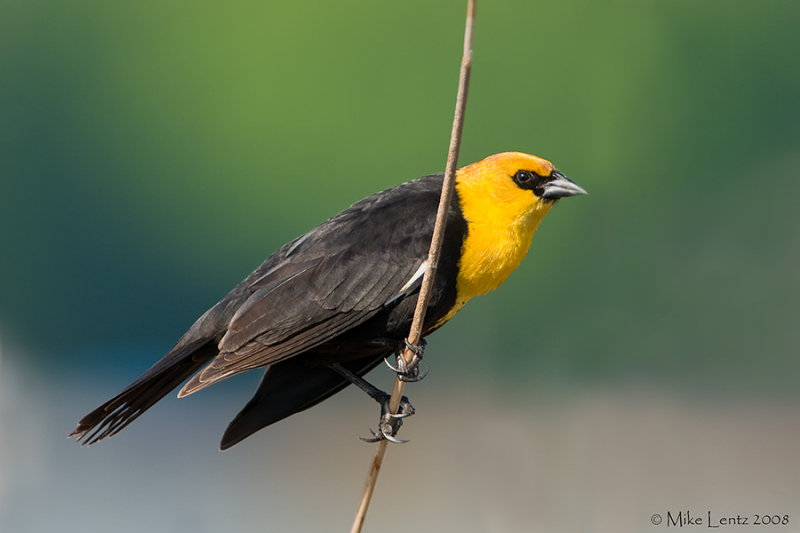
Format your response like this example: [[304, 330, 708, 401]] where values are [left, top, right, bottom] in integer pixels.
[[70, 340, 218, 445], [71, 292, 243, 445], [219, 356, 382, 450]]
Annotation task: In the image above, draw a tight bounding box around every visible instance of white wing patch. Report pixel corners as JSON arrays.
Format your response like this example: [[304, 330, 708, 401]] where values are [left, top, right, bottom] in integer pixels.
[[384, 260, 428, 306]]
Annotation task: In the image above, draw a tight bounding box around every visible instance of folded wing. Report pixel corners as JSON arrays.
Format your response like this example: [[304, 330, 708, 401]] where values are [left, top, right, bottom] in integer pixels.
[[178, 176, 443, 396]]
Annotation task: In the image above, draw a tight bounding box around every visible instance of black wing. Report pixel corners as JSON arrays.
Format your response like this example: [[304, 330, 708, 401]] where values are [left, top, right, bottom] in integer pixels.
[[178, 174, 450, 395]]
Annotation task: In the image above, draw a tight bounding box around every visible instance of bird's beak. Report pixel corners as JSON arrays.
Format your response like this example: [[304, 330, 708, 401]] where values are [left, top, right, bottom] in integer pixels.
[[540, 171, 588, 199]]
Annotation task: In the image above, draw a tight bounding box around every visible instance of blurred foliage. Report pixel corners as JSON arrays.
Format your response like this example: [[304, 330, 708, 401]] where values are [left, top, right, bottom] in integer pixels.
[[1, 0, 798, 392]]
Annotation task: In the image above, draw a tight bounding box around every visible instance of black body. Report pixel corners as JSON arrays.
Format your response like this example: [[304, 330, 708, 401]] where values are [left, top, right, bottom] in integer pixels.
[[72, 174, 468, 448]]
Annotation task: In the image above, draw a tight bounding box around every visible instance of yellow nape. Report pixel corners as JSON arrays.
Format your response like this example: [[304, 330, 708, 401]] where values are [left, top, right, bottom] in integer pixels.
[[439, 152, 558, 324]]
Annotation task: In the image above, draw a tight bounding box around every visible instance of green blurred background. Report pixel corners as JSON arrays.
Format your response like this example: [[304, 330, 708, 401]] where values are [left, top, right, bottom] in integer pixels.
[[1, 1, 798, 532]]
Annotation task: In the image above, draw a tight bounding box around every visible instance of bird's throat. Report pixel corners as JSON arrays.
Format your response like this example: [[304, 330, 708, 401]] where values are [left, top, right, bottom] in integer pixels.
[[435, 196, 553, 327]]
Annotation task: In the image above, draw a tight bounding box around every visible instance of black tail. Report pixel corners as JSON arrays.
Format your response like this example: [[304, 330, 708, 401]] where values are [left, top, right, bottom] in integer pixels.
[[70, 339, 219, 445], [220, 356, 382, 450], [70, 292, 244, 445]]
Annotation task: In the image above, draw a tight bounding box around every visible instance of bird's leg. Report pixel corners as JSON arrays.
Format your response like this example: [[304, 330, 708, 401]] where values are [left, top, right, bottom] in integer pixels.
[[384, 338, 429, 382], [328, 362, 414, 443]]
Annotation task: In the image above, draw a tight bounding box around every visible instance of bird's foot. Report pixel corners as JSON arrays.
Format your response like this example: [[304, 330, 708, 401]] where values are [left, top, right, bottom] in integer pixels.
[[360, 394, 415, 444], [327, 362, 417, 442], [384, 338, 429, 382]]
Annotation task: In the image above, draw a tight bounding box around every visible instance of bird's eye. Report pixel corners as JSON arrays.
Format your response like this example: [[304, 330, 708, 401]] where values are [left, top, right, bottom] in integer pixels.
[[513, 170, 533, 186]]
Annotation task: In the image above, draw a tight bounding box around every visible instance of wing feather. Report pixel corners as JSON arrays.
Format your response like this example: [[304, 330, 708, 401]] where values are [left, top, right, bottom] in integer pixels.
[[178, 174, 450, 397]]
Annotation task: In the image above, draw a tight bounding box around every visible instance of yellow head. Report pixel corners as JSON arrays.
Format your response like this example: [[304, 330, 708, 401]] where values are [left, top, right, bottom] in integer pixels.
[[441, 152, 586, 322], [455, 151, 585, 229]]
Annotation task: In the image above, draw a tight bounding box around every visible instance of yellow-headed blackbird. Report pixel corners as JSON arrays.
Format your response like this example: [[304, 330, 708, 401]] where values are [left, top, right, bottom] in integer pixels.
[[71, 152, 586, 449]]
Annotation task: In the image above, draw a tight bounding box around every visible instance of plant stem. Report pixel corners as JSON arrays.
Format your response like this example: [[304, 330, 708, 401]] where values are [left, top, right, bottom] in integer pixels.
[[349, 1, 475, 531]]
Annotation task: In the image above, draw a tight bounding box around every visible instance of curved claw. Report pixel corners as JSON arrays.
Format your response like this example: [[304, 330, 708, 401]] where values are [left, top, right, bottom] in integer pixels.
[[386, 394, 415, 418], [384, 356, 402, 373], [386, 406, 416, 418], [404, 337, 427, 356], [358, 428, 410, 444], [385, 353, 429, 382], [360, 395, 415, 443], [359, 429, 383, 443], [398, 365, 430, 383], [382, 433, 409, 444]]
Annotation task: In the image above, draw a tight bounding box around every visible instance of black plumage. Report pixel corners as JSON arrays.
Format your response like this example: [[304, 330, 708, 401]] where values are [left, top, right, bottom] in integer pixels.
[[71, 174, 468, 448]]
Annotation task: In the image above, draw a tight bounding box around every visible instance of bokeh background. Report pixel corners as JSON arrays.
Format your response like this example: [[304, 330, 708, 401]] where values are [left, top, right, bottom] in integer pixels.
[[2, 1, 799, 531]]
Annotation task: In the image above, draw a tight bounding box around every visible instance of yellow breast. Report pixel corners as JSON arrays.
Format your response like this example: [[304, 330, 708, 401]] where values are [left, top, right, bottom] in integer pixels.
[[433, 153, 556, 327]]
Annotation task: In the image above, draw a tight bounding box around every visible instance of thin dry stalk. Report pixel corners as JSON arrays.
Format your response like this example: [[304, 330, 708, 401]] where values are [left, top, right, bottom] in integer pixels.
[[349, 1, 475, 531]]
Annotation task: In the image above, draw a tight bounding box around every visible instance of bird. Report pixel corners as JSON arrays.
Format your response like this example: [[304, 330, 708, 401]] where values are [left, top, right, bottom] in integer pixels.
[[70, 152, 586, 450]]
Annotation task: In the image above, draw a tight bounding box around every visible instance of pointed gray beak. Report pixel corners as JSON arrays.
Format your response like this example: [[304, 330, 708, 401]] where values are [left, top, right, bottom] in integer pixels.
[[540, 171, 588, 199]]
